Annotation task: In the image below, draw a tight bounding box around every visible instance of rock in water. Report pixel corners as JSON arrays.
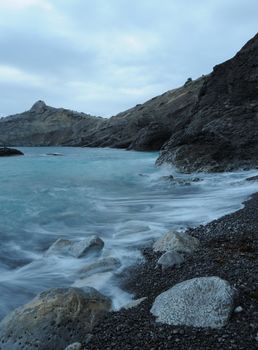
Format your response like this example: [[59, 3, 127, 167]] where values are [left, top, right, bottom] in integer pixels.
[[246, 175, 258, 181], [0, 147, 23, 156], [69, 236, 104, 258], [151, 277, 235, 329], [0, 287, 111, 350], [79, 257, 121, 277], [153, 231, 200, 254], [45, 238, 72, 256], [45, 235, 104, 258]]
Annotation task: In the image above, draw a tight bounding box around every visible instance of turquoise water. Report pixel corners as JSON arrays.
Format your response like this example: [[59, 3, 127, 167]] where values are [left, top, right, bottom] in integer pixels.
[[0, 147, 258, 318]]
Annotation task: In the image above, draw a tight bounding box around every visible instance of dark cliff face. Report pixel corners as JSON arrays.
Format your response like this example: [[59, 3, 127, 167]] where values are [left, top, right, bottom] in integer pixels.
[[0, 33, 258, 172], [157, 33, 258, 172]]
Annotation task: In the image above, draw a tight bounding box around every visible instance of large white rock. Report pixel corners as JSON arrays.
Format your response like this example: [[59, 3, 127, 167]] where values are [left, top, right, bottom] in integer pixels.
[[153, 231, 199, 254], [150, 276, 235, 329]]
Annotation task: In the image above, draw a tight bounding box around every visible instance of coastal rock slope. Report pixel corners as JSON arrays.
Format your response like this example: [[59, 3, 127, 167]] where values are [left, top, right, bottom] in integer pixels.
[[157, 33, 258, 172], [0, 33, 258, 171]]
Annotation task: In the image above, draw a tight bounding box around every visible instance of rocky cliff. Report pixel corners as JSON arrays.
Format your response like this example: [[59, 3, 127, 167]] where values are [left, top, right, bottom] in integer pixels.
[[157, 33, 258, 172], [0, 33, 258, 172]]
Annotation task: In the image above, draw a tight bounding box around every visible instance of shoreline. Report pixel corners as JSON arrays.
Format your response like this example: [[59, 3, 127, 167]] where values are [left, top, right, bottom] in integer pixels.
[[86, 193, 258, 350]]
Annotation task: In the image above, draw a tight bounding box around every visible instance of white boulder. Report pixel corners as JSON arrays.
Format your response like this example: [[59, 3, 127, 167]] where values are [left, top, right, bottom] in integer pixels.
[[153, 231, 199, 254], [151, 276, 235, 329]]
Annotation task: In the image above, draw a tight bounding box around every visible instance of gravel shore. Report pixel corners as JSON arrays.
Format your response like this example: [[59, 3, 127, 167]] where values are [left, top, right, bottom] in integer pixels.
[[85, 193, 258, 350]]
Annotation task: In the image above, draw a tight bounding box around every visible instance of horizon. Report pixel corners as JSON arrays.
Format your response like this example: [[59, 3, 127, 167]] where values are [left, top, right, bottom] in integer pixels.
[[0, 0, 258, 118]]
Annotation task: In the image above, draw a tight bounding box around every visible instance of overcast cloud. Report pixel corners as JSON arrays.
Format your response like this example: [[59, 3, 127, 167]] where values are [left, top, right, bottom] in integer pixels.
[[0, 0, 257, 117]]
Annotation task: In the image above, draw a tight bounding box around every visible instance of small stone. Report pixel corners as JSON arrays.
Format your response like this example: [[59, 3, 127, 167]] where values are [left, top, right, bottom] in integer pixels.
[[234, 306, 243, 313]]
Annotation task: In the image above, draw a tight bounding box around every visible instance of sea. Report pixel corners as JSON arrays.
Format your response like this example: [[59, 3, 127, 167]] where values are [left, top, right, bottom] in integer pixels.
[[0, 147, 258, 319]]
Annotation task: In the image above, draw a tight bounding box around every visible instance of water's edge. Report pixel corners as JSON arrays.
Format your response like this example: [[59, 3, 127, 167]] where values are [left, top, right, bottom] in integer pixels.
[[0, 147, 258, 319]]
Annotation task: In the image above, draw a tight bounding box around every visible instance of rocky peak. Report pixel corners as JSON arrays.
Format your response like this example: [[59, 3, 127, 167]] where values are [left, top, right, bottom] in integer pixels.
[[239, 32, 258, 53], [30, 100, 47, 114]]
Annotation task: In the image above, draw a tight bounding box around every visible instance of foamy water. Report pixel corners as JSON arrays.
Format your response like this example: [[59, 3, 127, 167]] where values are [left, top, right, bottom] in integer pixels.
[[0, 147, 258, 318]]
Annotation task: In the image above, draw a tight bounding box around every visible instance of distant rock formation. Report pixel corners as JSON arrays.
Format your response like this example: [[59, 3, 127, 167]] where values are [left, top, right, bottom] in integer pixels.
[[0, 32, 258, 171], [0, 102, 104, 147], [0, 147, 23, 157]]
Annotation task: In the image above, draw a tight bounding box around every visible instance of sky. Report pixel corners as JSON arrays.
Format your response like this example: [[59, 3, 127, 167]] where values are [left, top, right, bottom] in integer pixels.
[[0, 0, 257, 117]]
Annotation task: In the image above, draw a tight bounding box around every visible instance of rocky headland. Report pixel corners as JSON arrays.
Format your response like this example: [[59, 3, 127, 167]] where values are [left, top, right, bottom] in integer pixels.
[[0, 33, 258, 172]]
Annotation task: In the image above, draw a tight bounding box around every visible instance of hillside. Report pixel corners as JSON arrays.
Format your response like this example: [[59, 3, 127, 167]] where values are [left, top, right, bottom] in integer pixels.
[[0, 33, 258, 171]]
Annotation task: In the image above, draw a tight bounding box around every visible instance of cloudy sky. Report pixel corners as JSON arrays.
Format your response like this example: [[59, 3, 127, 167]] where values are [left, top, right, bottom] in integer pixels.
[[0, 0, 257, 117]]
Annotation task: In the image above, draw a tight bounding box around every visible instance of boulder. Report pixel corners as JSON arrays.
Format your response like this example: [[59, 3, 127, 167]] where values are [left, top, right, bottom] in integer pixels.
[[157, 251, 185, 269], [79, 257, 121, 277], [153, 231, 200, 254], [246, 175, 258, 181], [69, 236, 104, 258], [0, 287, 111, 350], [45, 235, 104, 258], [0, 147, 23, 157], [45, 238, 71, 256], [151, 277, 235, 329]]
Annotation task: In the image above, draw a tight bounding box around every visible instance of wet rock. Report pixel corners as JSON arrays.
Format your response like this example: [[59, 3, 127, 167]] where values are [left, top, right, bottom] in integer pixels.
[[45, 235, 104, 258], [45, 238, 71, 256], [46, 153, 64, 156], [157, 251, 185, 269], [160, 175, 174, 181], [0, 287, 111, 350], [160, 175, 191, 186], [153, 231, 200, 254], [69, 236, 104, 258], [79, 257, 121, 277], [246, 175, 258, 181], [0, 147, 23, 156], [151, 276, 235, 328]]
